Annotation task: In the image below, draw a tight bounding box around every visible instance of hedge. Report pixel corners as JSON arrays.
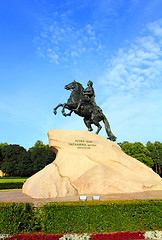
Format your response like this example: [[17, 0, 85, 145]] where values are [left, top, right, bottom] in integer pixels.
[[0, 200, 162, 234], [0, 182, 23, 190], [0, 203, 35, 233], [40, 200, 162, 234]]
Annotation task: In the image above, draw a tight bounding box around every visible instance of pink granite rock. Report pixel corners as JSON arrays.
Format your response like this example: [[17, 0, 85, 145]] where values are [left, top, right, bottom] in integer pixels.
[[22, 129, 162, 198]]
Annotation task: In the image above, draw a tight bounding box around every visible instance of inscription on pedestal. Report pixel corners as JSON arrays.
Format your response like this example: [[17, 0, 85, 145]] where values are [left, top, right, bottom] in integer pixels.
[[69, 139, 96, 149]]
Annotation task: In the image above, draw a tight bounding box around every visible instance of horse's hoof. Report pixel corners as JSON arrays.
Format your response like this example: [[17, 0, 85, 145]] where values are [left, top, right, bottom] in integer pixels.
[[53, 110, 57, 115], [112, 136, 117, 141], [107, 136, 117, 142]]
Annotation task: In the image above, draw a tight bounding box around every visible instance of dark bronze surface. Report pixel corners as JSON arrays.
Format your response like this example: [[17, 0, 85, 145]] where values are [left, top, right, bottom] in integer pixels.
[[54, 80, 116, 141]]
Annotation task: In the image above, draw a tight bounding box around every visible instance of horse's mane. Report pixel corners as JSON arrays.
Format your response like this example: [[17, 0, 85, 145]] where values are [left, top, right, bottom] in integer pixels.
[[75, 81, 84, 92]]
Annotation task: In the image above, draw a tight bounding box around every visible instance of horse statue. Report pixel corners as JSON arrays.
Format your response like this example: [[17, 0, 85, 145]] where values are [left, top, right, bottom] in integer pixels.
[[53, 80, 117, 141]]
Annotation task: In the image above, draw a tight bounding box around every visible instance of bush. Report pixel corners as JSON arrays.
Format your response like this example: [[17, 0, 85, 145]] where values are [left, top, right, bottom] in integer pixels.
[[0, 200, 161, 234], [0, 203, 34, 234], [0, 182, 23, 190], [40, 200, 162, 234]]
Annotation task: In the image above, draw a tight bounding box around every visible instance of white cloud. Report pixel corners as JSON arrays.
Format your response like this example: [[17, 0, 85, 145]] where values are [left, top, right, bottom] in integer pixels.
[[35, 15, 103, 64], [94, 19, 162, 143], [99, 19, 162, 96], [147, 19, 162, 37], [47, 49, 59, 64], [86, 24, 95, 36]]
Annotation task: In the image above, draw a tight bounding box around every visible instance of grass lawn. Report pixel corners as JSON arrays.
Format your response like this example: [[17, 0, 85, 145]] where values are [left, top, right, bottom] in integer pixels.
[[0, 189, 21, 191], [0, 177, 28, 183]]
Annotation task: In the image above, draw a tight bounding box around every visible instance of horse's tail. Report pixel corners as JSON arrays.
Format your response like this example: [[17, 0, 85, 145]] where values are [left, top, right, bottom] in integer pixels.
[[103, 114, 117, 141]]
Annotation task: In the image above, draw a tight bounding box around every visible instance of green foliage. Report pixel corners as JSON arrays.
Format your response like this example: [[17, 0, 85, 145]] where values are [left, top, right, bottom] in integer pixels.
[[0, 200, 161, 234], [0, 141, 55, 177], [1, 145, 30, 177], [117, 141, 129, 147], [0, 182, 23, 189], [120, 142, 154, 168], [0, 203, 34, 234], [0, 143, 8, 165], [0, 143, 8, 148], [146, 141, 162, 176], [28, 140, 48, 152], [0, 148, 2, 165], [28, 141, 55, 174], [29, 147, 55, 174], [146, 141, 162, 164], [40, 200, 162, 234]]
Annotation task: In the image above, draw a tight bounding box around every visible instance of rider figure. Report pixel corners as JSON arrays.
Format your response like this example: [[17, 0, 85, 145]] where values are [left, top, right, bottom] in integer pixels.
[[75, 80, 96, 111], [84, 80, 96, 105]]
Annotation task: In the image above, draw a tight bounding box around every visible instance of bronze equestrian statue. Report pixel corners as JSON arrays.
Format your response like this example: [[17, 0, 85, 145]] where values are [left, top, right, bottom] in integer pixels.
[[53, 80, 117, 141]]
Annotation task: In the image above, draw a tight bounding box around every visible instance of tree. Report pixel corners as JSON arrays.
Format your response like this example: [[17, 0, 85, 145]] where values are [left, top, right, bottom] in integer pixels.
[[16, 150, 32, 177], [0, 142, 8, 165], [120, 142, 154, 168], [28, 140, 50, 152], [0, 148, 2, 165], [1, 144, 29, 176], [0, 142, 8, 148], [118, 141, 129, 147], [0, 140, 55, 177], [28, 140, 56, 175], [146, 141, 162, 176]]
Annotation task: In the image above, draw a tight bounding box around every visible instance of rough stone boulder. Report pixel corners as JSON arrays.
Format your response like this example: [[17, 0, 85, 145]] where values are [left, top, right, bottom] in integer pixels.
[[22, 129, 162, 198]]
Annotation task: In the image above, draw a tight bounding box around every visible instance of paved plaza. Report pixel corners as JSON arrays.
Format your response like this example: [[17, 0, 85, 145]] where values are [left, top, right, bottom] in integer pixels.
[[0, 190, 162, 206]]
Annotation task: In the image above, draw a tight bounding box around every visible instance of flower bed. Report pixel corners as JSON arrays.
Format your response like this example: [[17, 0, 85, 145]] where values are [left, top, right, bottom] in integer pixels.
[[2, 233, 63, 240], [91, 231, 144, 239], [2, 231, 162, 240]]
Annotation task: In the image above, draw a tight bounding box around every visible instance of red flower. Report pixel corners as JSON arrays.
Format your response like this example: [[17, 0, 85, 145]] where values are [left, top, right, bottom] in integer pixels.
[[90, 231, 145, 240], [6, 234, 63, 240]]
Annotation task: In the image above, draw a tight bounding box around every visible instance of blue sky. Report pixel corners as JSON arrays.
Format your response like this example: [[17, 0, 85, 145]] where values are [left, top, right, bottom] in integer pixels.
[[0, 0, 162, 149]]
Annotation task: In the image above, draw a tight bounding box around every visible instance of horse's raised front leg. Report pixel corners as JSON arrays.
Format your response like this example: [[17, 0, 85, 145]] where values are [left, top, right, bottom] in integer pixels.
[[62, 103, 72, 117], [66, 110, 73, 116], [53, 104, 63, 115]]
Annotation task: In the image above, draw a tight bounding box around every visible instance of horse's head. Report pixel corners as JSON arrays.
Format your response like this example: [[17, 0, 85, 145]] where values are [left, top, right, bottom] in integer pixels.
[[65, 81, 76, 90], [65, 81, 84, 92]]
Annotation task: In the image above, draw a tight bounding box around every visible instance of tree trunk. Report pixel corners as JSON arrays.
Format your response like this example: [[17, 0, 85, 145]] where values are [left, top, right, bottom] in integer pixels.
[[158, 164, 161, 175], [155, 162, 158, 173]]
